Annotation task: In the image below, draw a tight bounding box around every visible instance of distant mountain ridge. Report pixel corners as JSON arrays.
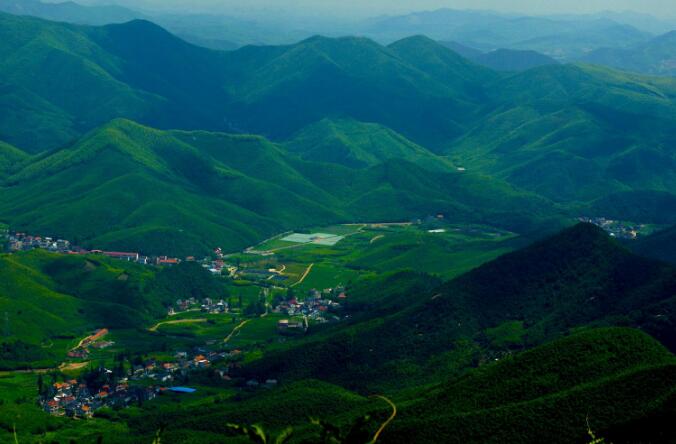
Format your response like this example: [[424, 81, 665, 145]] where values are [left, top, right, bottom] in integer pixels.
[[582, 30, 676, 76], [363, 8, 651, 59], [0, 0, 140, 24]]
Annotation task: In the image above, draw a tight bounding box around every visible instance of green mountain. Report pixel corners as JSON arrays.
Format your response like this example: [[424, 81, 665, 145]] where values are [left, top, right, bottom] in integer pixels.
[[284, 118, 454, 170], [0, 119, 554, 256], [0, 14, 495, 153], [633, 224, 676, 265], [245, 224, 676, 389], [449, 63, 676, 210], [582, 31, 676, 77], [0, 12, 675, 242]]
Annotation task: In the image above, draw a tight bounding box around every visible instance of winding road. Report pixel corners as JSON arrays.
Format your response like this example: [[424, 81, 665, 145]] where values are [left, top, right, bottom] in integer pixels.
[[370, 395, 397, 443]]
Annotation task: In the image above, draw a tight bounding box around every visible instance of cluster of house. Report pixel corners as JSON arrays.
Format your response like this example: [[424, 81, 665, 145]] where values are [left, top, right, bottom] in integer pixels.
[[129, 349, 235, 383], [579, 217, 645, 240], [44, 348, 245, 418], [204, 253, 237, 276], [67, 329, 114, 359], [7, 233, 73, 253], [5, 231, 183, 265], [274, 287, 345, 332], [168, 297, 229, 315], [41, 377, 157, 418]]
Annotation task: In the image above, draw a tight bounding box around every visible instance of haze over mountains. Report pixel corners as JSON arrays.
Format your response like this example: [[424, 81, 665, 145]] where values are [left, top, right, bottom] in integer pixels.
[[2, 1, 675, 59]]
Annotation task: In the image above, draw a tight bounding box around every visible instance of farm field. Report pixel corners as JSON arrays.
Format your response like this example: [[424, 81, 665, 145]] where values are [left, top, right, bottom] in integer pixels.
[[235, 222, 524, 292]]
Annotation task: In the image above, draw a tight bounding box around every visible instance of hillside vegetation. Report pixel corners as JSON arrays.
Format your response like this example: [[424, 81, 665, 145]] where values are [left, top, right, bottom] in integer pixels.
[[0, 119, 555, 255], [633, 224, 676, 265], [0, 250, 224, 369]]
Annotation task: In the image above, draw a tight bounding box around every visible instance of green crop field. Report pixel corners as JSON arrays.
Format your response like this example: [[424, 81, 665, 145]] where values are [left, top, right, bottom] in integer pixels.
[[234, 223, 524, 296]]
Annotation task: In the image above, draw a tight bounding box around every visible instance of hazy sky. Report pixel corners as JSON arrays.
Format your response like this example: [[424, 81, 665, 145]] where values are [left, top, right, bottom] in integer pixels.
[[79, 0, 676, 18]]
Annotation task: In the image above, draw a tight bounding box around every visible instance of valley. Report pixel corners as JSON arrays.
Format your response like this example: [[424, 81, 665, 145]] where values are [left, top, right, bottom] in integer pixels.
[[0, 3, 675, 443]]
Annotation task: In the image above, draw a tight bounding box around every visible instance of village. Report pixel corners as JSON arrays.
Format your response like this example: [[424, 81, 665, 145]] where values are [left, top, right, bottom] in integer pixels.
[[40, 345, 252, 418], [578, 216, 654, 239], [7, 225, 351, 419], [42, 283, 347, 419], [5, 231, 184, 266]]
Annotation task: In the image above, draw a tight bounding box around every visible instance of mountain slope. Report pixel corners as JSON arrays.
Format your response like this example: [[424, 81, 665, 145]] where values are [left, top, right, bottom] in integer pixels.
[[0, 140, 26, 177], [633, 225, 676, 265], [223, 35, 493, 150], [284, 118, 454, 170], [0, 119, 340, 255], [0, 14, 496, 152], [449, 63, 676, 207], [0, 0, 139, 25], [107, 328, 675, 444], [387, 328, 676, 444], [364, 9, 650, 59]]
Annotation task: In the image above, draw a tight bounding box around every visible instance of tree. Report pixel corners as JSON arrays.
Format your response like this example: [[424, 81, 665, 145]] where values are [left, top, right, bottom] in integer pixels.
[[37, 374, 44, 396], [227, 424, 293, 444]]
